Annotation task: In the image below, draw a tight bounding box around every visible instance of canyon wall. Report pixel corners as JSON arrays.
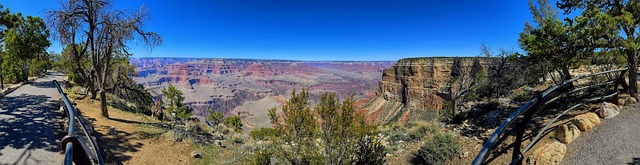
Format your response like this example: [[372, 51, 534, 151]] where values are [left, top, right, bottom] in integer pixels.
[[365, 57, 488, 123]]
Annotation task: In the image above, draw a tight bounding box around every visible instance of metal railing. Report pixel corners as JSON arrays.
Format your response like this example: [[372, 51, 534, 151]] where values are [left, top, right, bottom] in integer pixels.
[[53, 80, 105, 165], [472, 67, 629, 165]]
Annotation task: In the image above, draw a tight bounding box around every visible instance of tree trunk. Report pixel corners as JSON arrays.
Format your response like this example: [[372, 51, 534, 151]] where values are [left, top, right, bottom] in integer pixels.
[[1, 73, 4, 90], [628, 51, 638, 99], [89, 86, 97, 99], [561, 66, 572, 81], [99, 90, 109, 118], [22, 60, 29, 83]]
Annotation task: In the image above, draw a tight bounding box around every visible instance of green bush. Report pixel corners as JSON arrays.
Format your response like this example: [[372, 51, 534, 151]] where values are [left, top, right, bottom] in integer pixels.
[[207, 111, 224, 125], [2, 54, 25, 83], [417, 133, 460, 165], [232, 134, 244, 144], [249, 127, 279, 141], [253, 146, 273, 165], [406, 122, 438, 141], [355, 135, 386, 165], [224, 115, 243, 133], [381, 122, 438, 143]]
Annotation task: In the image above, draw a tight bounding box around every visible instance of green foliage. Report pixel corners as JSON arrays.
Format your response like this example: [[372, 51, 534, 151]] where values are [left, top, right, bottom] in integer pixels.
[[231, 134, 244, 144], [249, 127, 279, 141], [267, 89, 386, 165], [380, 122, 439, 143], [30, 51, 53, 76], [355, 135, 387, 165], [3, 15, 50, 82], [206, 111, 224, 125], [108, 55, 154, 114], [162, 84, 193, 121], [49, 0, 162, 118], [224, 115, 243, 133], [59, 44, 89, 84], [558, 0, 640, 97], [1, 53, 25, 83], [417, 133, 460, 165], [253, 147, 273, 165]]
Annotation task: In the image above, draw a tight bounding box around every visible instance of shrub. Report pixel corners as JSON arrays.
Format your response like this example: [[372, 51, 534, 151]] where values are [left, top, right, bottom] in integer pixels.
[[355, 135, 386, 165], [232, 134, 244, 144], [249, 127, 279, 141], [207, 111, 224, 125], [253, 146, 273, 165], [224, 115, 243, 133], [417, 133, 460, 165], [407, 122, 438, 140], [267, 90, 386, 164]]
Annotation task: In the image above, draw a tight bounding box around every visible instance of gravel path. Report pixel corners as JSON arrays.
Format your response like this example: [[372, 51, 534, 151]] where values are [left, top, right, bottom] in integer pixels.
[[562, 103, 640, 165], [0, 73, 65, 165]]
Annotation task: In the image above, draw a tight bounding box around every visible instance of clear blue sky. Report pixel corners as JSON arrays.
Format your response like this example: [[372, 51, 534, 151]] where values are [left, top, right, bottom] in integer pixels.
[[2, 0, 533, 61]]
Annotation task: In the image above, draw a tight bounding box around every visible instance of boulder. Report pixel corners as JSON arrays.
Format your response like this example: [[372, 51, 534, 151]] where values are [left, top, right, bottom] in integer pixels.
[[625, 97, 637, 105], [580, 113, 601, 125], [597, 102, 620, 119], [526, 141, 567, 165], [572, 118, 593, 132], [555, 124, 580, 144]]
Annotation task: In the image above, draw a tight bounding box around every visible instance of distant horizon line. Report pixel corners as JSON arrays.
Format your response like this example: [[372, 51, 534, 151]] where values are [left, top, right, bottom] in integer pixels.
[[130, 55, 480, 62]]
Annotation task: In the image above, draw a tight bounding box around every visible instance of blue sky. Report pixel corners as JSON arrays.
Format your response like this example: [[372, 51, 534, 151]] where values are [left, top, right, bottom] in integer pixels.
[[2, 0, 533, 61]]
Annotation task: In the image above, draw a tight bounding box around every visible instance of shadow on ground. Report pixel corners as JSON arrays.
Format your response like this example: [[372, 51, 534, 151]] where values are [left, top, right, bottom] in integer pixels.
[[0, 94, 65, 161], [80, 113, 149, 164], [629, 157, 640, 165]]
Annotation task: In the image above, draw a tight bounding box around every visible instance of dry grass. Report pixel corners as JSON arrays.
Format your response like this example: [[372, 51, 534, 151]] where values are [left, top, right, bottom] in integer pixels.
[[73, 98, 197, 165]]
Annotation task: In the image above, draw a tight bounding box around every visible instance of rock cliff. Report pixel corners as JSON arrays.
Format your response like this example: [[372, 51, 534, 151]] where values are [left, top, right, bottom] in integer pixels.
[[365, 57, 488, 123]]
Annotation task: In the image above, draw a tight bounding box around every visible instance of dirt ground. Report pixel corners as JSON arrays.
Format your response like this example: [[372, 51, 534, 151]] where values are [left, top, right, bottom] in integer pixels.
[[73, 98, 197, 165]]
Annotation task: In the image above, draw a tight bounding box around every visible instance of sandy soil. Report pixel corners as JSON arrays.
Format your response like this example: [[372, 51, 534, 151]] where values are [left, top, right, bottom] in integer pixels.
[[73, 98, 197, 165]]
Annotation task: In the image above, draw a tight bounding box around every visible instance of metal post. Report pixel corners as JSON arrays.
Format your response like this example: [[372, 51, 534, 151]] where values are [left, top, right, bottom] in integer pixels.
[[511, 93, 543, 165], [64, 142, 74, 165]]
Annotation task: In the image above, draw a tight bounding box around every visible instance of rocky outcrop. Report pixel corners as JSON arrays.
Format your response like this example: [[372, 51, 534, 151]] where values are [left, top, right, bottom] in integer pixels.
[[374, 57, 489, 123]]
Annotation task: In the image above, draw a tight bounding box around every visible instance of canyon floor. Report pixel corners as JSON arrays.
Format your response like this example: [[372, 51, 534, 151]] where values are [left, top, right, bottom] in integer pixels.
[[133, 58, 394, 132]]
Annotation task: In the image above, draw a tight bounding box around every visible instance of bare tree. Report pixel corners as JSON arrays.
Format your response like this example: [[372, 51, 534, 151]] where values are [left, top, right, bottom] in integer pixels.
[[47, 0, 161, 118], [444, 58, 482, 123]]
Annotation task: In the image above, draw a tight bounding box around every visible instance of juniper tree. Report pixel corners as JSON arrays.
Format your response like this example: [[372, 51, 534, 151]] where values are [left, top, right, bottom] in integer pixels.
[[557, 0, 640, 98], [4, 16, 50, 83]]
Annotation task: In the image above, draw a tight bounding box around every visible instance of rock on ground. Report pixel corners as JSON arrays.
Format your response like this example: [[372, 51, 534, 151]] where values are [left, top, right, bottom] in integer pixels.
[[527, 141, 567, 165], [556, 124, 580, 144], [597, 102, 620, 119], [573, 113, 600, 132]]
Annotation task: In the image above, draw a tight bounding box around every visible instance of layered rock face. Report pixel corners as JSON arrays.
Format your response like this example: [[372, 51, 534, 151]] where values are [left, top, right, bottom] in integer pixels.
[[371, 57, 487, 123], [132, 57, 395, 122]]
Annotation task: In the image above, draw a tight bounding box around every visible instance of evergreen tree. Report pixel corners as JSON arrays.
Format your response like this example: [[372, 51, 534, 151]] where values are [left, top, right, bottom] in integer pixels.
[[207, 111, 224, 125], [557, 0, 640, 98], [162, 84, 193, 125], [3, 16, 50, 83]]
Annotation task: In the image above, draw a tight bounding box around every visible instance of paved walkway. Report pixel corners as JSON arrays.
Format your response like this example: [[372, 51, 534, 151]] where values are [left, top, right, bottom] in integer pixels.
[[0, 73, 65, 165], [563, 103, 640, 165]]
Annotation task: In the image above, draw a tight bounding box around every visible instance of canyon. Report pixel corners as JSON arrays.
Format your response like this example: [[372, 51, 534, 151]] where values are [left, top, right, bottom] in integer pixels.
[[133, 57, 492, 130], [132, 57, 394, 130], [359, 57, 489, 124]]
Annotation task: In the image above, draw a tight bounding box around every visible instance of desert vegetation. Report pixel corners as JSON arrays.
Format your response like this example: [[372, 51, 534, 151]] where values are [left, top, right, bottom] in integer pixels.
[[2, 0, 640, 164]]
